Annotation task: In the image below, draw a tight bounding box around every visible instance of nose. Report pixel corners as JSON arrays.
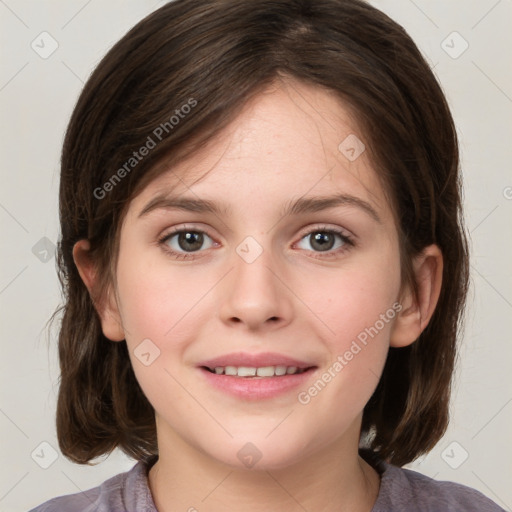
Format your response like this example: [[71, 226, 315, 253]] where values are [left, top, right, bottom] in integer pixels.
[[218, 242, 294, 332]]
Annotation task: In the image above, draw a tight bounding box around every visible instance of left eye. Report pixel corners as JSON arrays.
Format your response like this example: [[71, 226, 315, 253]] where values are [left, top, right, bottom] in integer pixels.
[[296, 230, 350, 253]]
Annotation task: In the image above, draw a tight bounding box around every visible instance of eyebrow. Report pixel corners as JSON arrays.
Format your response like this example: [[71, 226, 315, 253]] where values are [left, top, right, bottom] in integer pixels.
[[138, 192, 381, 223]]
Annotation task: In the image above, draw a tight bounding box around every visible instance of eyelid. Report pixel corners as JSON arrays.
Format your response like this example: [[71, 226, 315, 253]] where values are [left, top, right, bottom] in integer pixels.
[[158, 224, 218, 246], [158, 223, 353, 243], [295, 223, 354, 241]]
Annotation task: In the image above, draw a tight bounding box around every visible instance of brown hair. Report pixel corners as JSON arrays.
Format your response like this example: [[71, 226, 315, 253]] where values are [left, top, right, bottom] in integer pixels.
[[53, 0, 469, 467]]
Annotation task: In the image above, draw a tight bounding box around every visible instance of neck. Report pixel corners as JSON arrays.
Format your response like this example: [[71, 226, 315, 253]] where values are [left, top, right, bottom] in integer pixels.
[[147, 421, 380, 512]]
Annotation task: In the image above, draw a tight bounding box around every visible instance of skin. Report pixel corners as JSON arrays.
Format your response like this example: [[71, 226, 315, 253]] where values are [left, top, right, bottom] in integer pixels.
[[74, 78, 443, 512]]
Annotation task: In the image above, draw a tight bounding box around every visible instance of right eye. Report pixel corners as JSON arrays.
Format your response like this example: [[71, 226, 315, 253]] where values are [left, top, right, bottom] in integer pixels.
[[159, 227, 217, 260]]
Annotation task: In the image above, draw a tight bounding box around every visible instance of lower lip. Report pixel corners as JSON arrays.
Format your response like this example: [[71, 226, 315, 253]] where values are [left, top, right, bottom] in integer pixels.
[[198, 367, 317, 400]]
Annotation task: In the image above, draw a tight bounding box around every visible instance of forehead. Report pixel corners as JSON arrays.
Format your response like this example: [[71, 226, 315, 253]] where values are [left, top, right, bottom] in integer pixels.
[[128, 79, 392, 223]]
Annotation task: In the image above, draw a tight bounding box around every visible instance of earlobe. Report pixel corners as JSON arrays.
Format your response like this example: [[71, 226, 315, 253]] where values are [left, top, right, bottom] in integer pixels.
[[390, 244, 443, 348], [72, 239, 125, 342]]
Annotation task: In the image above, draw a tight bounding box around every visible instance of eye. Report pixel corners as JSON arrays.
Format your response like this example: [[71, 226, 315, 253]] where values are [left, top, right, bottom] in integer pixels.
[[295, 227, 354, 256], [159, 227, 216, 259], [158, 225, 354, 261]]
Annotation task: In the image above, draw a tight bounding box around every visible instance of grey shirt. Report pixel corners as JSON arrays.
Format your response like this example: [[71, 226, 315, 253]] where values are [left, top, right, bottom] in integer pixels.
[[29, 458, 505, 511]]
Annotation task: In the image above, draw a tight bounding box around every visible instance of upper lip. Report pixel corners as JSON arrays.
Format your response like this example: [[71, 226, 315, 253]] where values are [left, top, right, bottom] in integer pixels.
[[198, 352, 316, 370]]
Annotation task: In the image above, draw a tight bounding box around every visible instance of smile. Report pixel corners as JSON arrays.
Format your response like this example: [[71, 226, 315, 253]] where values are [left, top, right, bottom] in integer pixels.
[[203, 365, 310, 377], [198, 365, 317, 400]]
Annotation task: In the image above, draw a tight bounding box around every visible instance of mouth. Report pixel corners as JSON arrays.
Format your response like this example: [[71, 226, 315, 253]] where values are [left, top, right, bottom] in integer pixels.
[[196, 352, 318, 399], [200, 365, 314, 378]]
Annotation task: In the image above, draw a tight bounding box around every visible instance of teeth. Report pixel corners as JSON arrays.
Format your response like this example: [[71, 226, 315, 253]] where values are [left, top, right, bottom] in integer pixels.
[[275, 365, 287, 376], [238, 366, 256, 377], [256, 366, 274, 377], [209, 365, 308, 377]]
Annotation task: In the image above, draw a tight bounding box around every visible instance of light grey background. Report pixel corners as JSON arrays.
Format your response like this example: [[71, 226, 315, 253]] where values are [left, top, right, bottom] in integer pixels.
[[0, 1, 511, 511]]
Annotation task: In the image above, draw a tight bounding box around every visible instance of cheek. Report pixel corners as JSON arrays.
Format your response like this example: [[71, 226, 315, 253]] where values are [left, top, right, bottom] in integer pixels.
[[115, 246, 211, 343], [299, 253, 401, 401], [114, 251, 210, 411], [311, 254, 401, 344]]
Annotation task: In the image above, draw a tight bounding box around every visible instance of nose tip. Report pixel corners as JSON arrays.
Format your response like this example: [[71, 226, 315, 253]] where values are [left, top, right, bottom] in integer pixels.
[[218, 249, 293, 331]]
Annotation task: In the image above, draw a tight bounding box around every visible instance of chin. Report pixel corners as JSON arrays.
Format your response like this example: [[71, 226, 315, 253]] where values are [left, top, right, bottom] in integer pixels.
[[203, 435, 315, 472]]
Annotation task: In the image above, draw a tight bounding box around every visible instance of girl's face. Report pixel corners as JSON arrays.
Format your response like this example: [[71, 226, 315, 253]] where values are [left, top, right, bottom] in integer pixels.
[[110, 79, 405, 470]]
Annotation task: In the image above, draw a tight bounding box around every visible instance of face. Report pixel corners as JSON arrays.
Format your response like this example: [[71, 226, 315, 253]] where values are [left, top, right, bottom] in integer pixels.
[[109, 79, 404, 470]]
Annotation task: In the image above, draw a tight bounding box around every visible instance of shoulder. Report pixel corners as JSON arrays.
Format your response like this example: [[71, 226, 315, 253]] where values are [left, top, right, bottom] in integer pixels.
[[28, 462, 156, 512], [373, 462, 506, 512]]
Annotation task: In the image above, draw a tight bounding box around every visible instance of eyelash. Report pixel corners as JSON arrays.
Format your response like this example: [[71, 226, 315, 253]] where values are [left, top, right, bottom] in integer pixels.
[[157, 225, 355, 261]]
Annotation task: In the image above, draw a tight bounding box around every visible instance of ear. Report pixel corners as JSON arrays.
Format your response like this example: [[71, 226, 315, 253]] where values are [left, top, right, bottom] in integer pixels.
[[390, 244, 443, 348], [72, 239, 125, 342]]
